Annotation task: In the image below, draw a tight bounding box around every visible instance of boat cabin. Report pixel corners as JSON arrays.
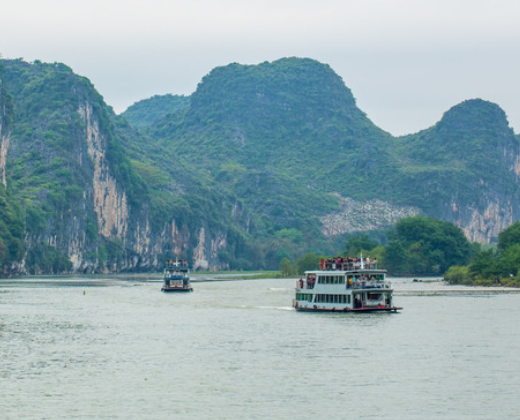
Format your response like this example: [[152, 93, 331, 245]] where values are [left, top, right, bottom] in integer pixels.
[[294, 265, 399, 312]]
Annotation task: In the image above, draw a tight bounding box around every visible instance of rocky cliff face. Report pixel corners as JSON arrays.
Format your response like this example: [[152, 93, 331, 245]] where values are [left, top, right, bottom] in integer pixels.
[[67, 99, 234, 272], [1, 59, 235, 274], [80, 102, 129, 239], [0, 74, 11, 187], [319, 194, 421, 237], [396, 99, 520, 244], [2, 58, 520, 275], [452, 198, 516, 243], [449, 103, 520, 243]]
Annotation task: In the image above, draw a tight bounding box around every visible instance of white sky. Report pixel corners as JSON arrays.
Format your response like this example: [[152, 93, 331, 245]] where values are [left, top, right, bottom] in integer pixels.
[[1, 0, 519, 135]]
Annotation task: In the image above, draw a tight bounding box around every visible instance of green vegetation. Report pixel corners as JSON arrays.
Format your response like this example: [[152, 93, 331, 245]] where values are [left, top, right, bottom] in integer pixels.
[[121, 94, 190, 129], [383, 216, 473, 276], [279, 252, 321, 278], [444, 222, 520, 287], [0, 63, 25, 273], [1, 57, 520, 276], [345, 235, 378, 257], [0, 187, 25, 272], [138, 58, 520, 272], [139, 58, 399, 268], [25, 243, 72, 274], [0, 59, 150, 274], [278, 217, 475, 278]]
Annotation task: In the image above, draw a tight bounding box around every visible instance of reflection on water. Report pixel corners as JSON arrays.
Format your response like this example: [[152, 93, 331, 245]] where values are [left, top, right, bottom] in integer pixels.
[[1, 276, 519, 419]]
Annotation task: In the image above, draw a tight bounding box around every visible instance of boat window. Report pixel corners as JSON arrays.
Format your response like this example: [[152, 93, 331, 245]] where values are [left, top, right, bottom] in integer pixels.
[[313, 294, 351, 304], [317, 275, 345, 284]]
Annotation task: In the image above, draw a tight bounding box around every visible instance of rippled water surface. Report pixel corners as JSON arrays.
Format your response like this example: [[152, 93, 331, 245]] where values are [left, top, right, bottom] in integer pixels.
[[1, 276, 519, 419]]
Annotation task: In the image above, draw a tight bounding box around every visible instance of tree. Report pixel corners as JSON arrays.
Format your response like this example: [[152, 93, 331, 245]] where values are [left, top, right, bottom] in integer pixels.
[[383, 239, 409, 275], [444, 265, 471, 284], [469, 249, 499, 281], [345, 235, 378, 256], [384, 216, 472, 276], [296, 252, 319, 274], [498, 244, 520, 277], [497, 221, 520, 251], [279, 257, 296, 277]]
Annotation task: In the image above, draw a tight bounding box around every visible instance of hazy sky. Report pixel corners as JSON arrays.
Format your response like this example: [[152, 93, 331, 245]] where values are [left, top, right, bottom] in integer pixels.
[[1, 0, 519, 135]]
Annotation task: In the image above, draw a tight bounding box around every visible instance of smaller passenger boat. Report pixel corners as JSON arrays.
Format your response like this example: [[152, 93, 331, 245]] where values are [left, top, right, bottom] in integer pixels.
[[293, 256, 401, 312], [161, 259, 193, 292]]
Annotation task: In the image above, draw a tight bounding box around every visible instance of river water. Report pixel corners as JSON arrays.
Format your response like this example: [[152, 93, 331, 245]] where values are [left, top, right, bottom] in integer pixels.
[[1, 276, 519, 419]]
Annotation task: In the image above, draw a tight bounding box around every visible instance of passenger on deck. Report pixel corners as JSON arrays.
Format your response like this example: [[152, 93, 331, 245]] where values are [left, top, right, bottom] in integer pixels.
[[369, 275, 376, 288], [362, 275, 368, 288]]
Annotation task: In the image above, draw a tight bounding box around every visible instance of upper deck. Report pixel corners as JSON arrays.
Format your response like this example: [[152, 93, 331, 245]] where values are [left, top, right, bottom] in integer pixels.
[[165, 259, 190, 271], [298, 260, 391, 291]]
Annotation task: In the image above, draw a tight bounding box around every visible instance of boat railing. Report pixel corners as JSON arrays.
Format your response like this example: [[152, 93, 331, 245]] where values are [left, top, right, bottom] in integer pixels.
[[345, 262, 379, 270], [165, 259, 189, 269], [296, 280, 391, 290], [296, 280, 315, 290], [321, 261, 380, 271], [351, 281, 391, 289], [165, 274, 188, 279]]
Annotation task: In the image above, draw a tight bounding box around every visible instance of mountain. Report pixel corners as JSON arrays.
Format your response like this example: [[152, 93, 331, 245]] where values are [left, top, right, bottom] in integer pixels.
[[0, 61, 25, 274], [0, 59, 249, 275], [147, 59, 406, 228], [393, 99, 520, 241], [122, 94, 190, 130], [1, 56, 519, 276], [139, 58, 520, 250]]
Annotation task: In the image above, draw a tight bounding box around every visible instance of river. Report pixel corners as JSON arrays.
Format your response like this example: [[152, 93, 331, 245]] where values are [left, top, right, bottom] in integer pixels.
[[1, 276, 519, 419]]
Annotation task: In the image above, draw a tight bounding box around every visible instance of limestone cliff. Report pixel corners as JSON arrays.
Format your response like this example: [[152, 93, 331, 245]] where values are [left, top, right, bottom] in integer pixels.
[[0, 59, 235, 274], [0, 74, 11, 187], [70, 99, 234, 272], [320, 194, 421, 237], [2, 58, 520, 276], [403, 99, 520, 244], [79, 102, 129, 239]]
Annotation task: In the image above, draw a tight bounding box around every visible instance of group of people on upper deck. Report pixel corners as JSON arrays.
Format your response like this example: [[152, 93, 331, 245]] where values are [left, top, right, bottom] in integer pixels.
[[165, 259, 189, 267], [319, 256, 378, 271]]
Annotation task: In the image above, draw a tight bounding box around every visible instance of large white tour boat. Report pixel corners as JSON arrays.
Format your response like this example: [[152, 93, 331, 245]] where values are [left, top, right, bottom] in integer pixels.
[[293, 257, 401, 312], [161, 259, 193, 292]]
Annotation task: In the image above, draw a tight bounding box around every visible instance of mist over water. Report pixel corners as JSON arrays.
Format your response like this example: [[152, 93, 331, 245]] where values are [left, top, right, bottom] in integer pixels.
[[1, 277, 519, 419]]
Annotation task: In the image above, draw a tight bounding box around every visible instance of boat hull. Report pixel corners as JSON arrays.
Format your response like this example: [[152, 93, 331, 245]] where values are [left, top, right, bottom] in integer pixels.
[[294, 305, 401, 313], [161, 286, 193, 293]]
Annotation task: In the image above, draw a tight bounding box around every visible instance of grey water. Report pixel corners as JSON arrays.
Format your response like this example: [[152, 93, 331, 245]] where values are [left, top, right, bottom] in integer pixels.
[[1, 276, 519, 420]]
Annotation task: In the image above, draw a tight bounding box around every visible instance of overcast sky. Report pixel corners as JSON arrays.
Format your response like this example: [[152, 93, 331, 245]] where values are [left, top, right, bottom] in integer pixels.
[[1, 0, 519, 135]]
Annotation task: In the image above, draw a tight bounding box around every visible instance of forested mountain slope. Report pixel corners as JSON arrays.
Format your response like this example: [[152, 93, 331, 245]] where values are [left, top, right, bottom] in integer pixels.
[[393, 99, 520, 241], [140, 59, 416, 260], [0, 61, 25, 274], [0, 59, 250, 275], [1, 56, 519, 275], [123, 94, 190, 130], [138, 58, 520, 252]]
